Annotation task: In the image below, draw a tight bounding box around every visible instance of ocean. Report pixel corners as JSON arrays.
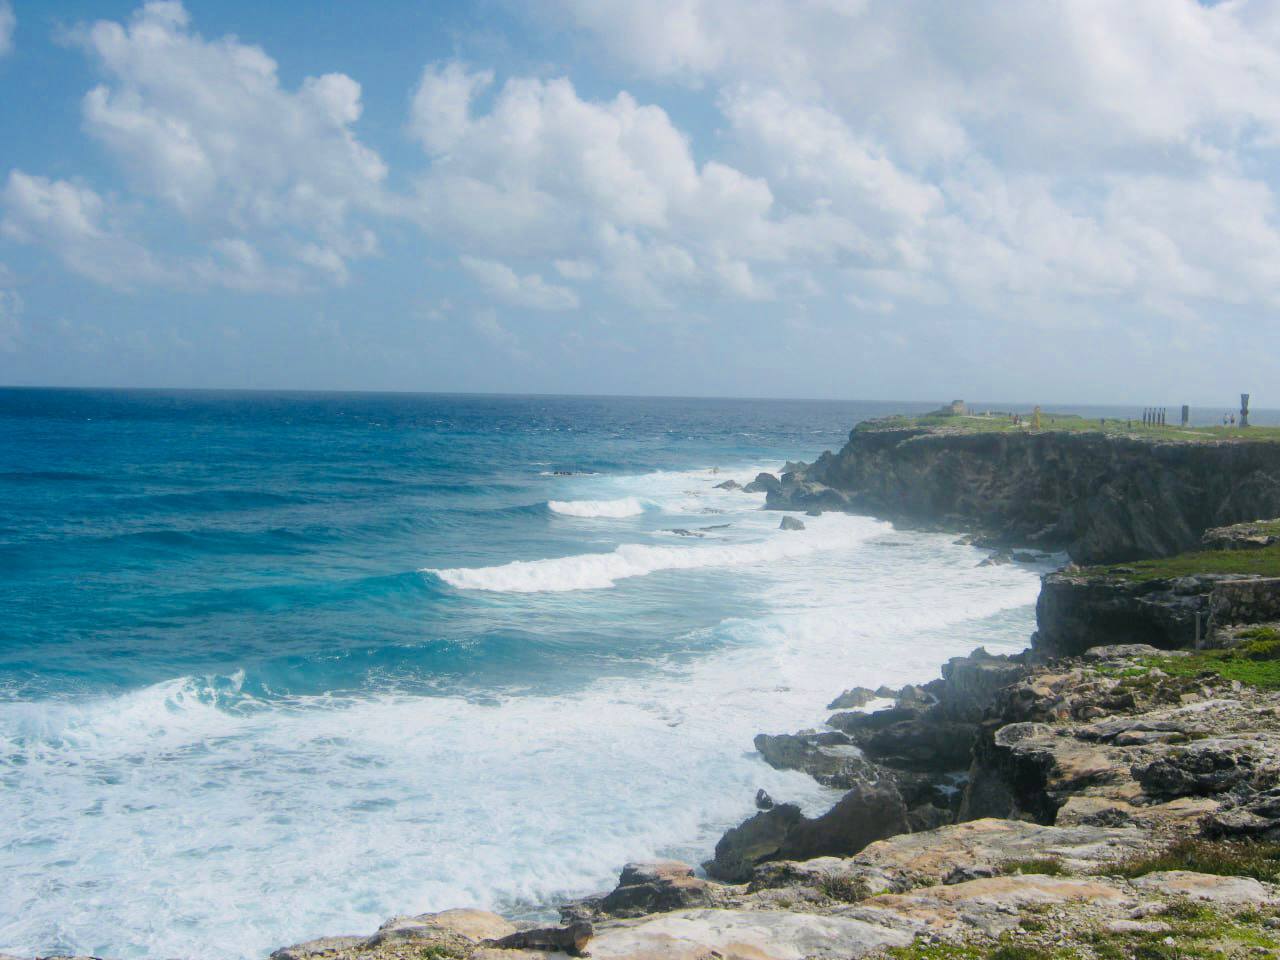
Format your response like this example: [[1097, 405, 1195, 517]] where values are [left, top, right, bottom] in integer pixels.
[[0, 389, 1053, 959]]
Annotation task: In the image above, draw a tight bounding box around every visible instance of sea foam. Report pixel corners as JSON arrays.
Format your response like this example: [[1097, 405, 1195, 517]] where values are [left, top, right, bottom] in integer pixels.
[[427, 514, 884, 592]]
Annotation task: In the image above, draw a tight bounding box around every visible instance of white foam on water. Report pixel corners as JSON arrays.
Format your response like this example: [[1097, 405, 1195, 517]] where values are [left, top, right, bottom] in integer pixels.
[[427, 513, 884, 592], [547, 497, 646, 518], [0, 462, 1050, 960]]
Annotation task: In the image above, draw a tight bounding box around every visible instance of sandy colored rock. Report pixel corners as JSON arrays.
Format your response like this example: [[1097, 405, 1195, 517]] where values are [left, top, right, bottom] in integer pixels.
[[588, 908, 912, 960], [845, 818, 1146, 882], [1130, 870, 1279, 906]]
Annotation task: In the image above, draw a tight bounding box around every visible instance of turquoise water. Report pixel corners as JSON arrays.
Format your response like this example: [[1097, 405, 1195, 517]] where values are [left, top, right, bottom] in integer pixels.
[[0, 390, 1049, 959]]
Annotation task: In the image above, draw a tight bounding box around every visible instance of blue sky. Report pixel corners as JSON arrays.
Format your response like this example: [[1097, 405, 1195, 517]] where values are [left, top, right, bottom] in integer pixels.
[[0, 0, 1278, 403]]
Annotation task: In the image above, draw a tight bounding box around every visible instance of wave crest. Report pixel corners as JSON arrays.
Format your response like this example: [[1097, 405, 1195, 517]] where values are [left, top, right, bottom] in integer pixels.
[[547, 497, 646, 518]]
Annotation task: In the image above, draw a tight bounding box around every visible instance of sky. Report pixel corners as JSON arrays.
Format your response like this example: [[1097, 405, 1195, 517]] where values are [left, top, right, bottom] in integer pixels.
[[0, 0, 1278, 403]]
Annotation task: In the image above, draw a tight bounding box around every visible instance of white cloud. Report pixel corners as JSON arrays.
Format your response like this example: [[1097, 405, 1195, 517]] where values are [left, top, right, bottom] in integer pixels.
[[65, 1, 384, 283], [554, 259, 596, 280], [409, 66, 862, 305], [460, 256, 580, 310], [0, 171, 323, 293], [554, 0, 1280, 321], [470, 307, 526, 360], [0, 2, 14, 58], [0, 171, 170, 288]]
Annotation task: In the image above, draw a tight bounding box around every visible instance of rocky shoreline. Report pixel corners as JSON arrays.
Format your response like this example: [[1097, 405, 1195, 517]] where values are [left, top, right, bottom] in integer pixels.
[[15, 420, 1280, 960], [765, 420, 1280, 564], [236, 515, 1280, 958]]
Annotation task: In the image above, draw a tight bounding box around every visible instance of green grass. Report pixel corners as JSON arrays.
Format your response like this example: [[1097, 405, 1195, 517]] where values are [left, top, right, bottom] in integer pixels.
[[1107, 838, 1280, 884], [817, 873, 870, 902], [1089, 543, 1280, 581], [883, 937, 1074, 960], [1133, 631, 1280, 690], [1088, 898, 1280, 960], [856, 412, 1280, 443], [885, 894, 1280, 960]]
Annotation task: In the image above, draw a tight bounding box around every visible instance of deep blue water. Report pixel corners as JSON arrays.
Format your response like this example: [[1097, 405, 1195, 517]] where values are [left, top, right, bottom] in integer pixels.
[[0, 389, 1190, 959], [0, 391, 925, 701]]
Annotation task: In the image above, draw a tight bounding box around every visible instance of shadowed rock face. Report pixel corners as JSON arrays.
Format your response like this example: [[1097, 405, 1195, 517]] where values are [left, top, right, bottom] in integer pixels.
[[768, 424, 1280, 563]]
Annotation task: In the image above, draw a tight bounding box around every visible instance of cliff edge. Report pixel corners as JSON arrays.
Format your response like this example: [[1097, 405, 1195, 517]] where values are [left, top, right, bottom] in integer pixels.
[[767, 417, 1280, 564]]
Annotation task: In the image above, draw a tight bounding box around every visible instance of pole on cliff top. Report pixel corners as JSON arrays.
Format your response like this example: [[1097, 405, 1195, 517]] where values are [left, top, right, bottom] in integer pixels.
[[1033, 405, 1041, 430]]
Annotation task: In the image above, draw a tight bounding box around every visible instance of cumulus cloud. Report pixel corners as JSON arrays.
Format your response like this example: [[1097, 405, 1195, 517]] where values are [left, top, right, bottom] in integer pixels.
[[554, 0, 1280, 321], [0, 171, 170, 288], [408, 65, 865, 306], [1, 2, 386, 291], [459, 256, 580, 310]]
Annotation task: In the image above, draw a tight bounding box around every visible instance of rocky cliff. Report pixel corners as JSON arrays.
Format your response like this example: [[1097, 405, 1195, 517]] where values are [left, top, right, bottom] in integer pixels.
[[767, 422, 1280, 563]]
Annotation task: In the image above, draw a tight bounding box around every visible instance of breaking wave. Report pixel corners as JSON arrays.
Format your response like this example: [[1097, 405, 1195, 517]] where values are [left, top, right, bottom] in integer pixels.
[[547, 497, 646, 518], [426, 514, 886, 592]]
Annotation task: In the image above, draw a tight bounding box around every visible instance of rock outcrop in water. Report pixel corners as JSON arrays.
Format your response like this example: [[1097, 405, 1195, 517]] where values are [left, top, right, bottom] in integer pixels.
[[768, 421, 1280, 563]]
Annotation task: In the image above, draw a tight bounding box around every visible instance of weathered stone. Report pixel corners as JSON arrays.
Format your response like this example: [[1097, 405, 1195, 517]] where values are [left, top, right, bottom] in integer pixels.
[[1130, 871, 1279, 906], [705, 780, 909, 882], [705, 803, 806, 882], [779, 515, 806, 531], [589, 861, 722, 918], [828, 686, 878, 710], [586, 908, 913, 960], [743, 472, 783, 494], [484, 921, 593, 957], [753, 731, 872, 788], [1134, 737, 1277, 798], [270, 937, 368, 960], [1083, 644, 1163, 661]]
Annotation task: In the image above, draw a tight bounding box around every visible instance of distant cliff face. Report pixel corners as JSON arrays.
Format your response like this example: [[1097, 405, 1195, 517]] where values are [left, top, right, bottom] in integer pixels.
[[770, 424, 1280, 563]]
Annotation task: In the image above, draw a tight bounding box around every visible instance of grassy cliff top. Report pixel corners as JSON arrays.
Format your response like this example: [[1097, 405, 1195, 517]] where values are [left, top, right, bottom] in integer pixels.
[[1086, 542, 1280, 581], [858, 411, 1280, 442]]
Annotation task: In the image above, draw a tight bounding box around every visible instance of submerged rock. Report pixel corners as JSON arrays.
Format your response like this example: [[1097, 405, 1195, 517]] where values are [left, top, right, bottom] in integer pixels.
[[714, 479, 742, 490]]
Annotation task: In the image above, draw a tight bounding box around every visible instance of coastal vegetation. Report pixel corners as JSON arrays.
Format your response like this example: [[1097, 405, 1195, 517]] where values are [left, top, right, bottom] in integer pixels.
[[857, 412, 1280, 442], [1110, 838, 1280, 885], [1090, 544, 1280, 582]]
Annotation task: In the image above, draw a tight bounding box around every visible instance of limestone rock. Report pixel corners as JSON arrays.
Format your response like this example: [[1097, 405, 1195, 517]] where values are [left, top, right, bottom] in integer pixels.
[[270, 937, 368, 960], [484, 922, 593, 957], [743, 472, 782, 494], [827, 686, 878, 710], [587, 861, 722, 918], [1202, 519, 1280, 551], [586, 908, 913, 960], [1134, 737, 1278, 798], [753, 731, 871, 788], [1130, 871, 1279, 906], [705, 780, 909, 882]]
